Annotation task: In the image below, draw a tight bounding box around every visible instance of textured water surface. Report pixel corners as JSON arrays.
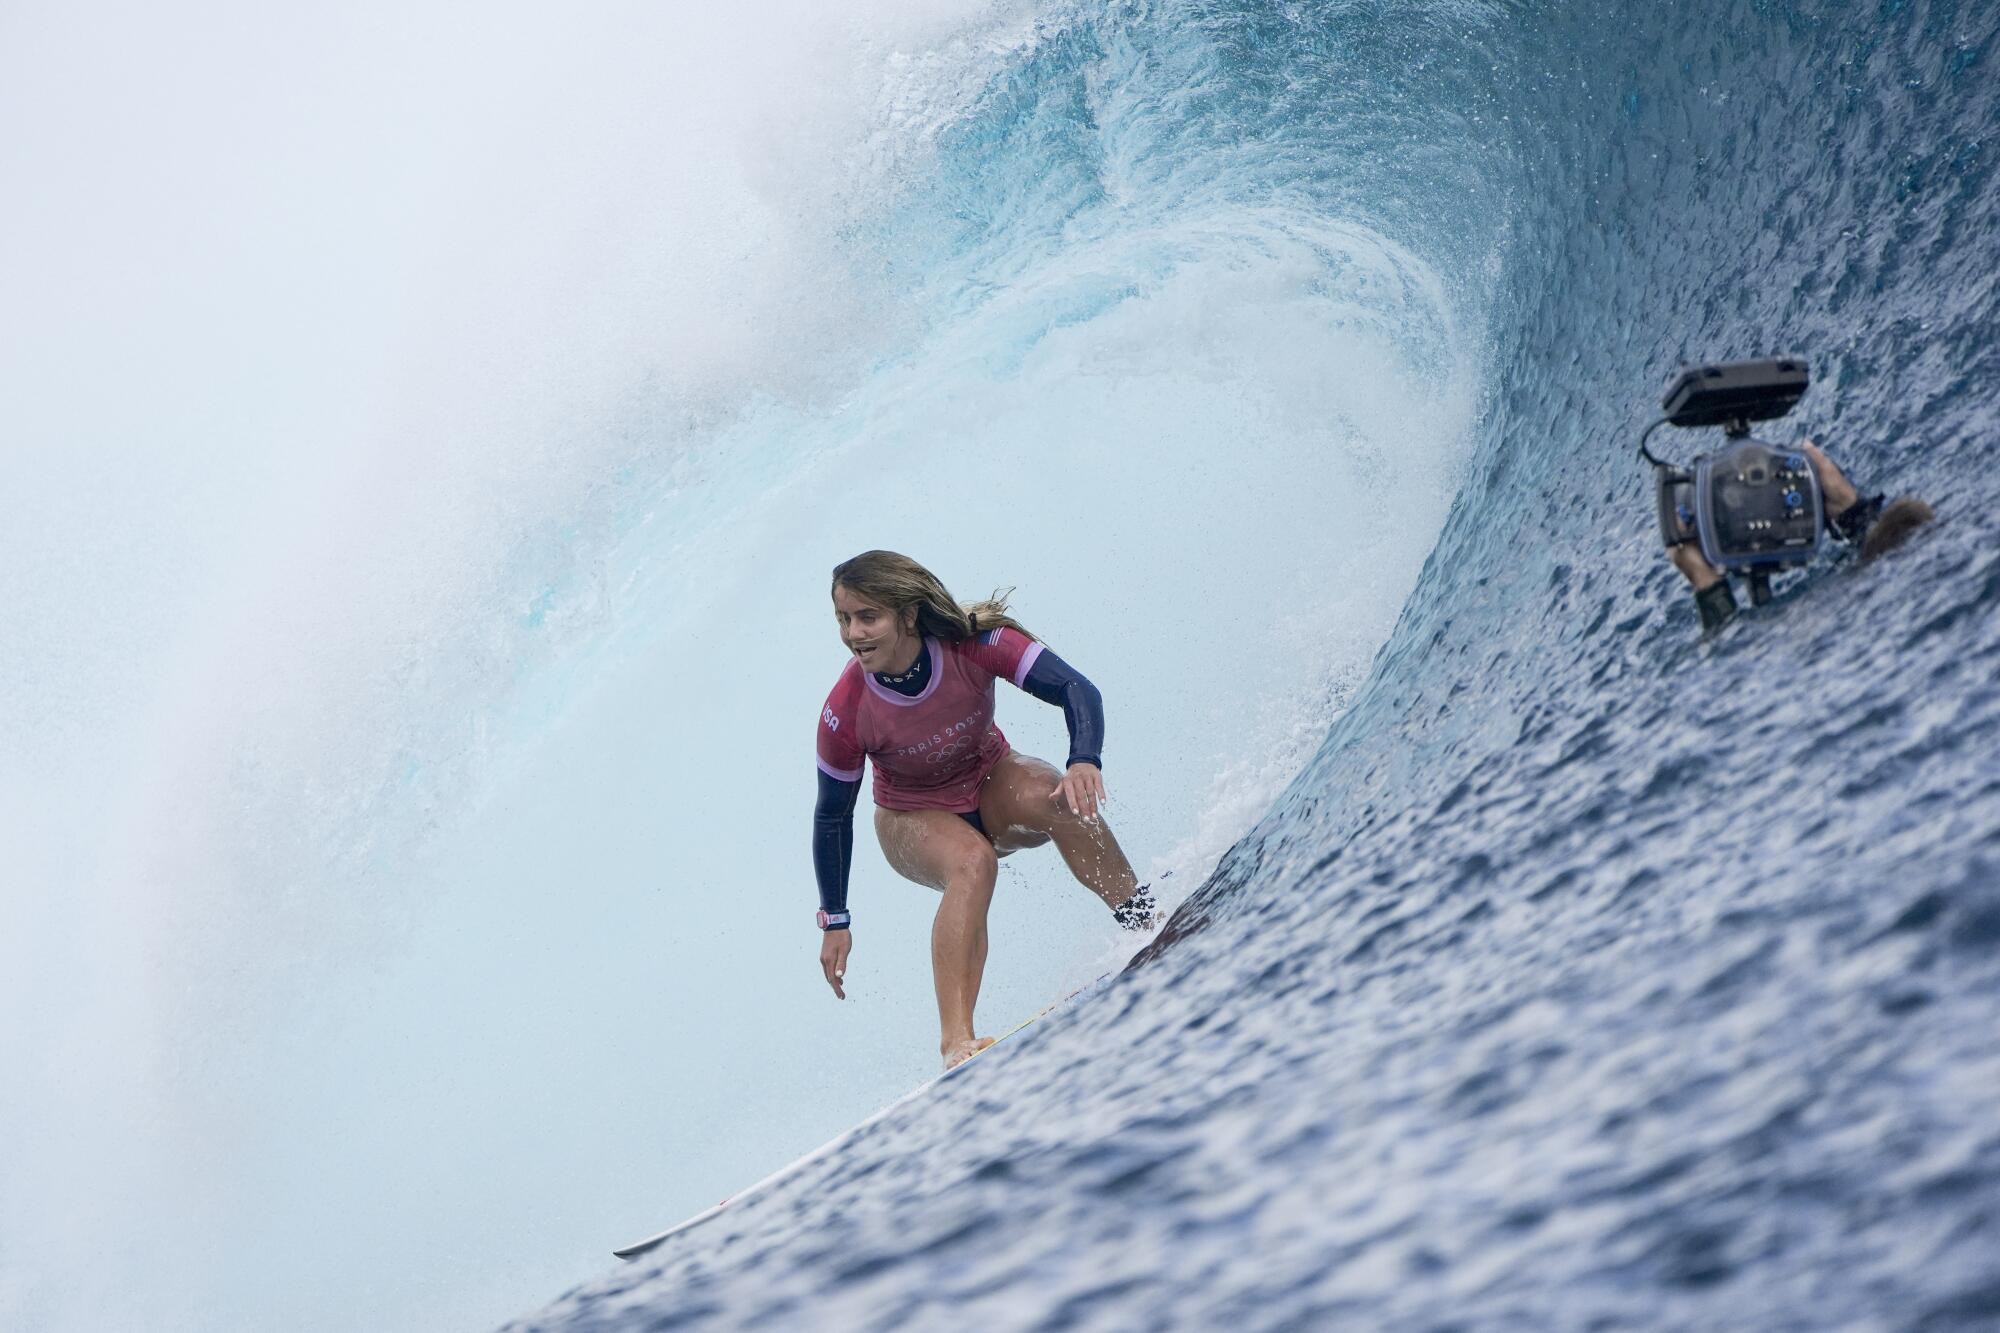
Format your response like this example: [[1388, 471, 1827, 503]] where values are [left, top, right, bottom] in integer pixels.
[[508, 0, 2000, 1327]]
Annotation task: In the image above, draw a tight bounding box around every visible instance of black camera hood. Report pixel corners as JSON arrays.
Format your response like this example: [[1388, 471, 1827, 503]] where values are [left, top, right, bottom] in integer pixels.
[[1660, 357, 1809, 428]]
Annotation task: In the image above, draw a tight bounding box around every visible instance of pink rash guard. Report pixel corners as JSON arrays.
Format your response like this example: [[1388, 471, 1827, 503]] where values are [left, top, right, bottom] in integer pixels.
[[816, 629, 1044, 813]]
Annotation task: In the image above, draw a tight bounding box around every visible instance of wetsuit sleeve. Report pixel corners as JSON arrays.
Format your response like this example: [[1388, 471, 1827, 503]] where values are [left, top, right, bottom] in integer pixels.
[[962, 627, 1105, 768], [813, 769, 859, 915], [1021, 648, 1105, 770], [815, 680, 866, 919]]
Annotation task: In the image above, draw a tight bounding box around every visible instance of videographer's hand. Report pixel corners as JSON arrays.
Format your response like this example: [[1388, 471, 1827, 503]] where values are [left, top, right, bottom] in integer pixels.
[[1669, 542, 1724, 592], [820, 928, 850, 999], [1800, 440, 1860, 517]]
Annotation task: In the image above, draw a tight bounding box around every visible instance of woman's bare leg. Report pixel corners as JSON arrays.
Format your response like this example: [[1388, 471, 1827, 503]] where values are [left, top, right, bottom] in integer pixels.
[[875, 807, 1001, 1068], [979, 751, 1141, 909]]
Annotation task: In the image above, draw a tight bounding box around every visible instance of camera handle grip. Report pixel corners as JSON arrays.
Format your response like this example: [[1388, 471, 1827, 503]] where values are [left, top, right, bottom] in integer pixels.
[[1655, 464, 1699, 550]]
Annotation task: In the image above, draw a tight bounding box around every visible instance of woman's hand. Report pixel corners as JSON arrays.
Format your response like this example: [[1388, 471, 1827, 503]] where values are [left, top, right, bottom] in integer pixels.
[[1052, 761, 1106, 820], [820, 929, 851, 999]]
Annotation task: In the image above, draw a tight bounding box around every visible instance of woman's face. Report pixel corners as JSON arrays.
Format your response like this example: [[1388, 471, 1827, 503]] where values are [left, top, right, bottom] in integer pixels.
[[833, 584, 919, 670]]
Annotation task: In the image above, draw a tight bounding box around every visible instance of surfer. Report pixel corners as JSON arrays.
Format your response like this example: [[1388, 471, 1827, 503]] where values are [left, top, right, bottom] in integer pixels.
[[813, 550, 1157, 1069]]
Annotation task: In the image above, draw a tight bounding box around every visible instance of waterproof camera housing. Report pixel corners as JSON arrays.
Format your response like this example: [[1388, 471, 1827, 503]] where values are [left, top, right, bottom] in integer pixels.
[[1641, 357, 1823, 602], [1655, 441, 1821, 564]]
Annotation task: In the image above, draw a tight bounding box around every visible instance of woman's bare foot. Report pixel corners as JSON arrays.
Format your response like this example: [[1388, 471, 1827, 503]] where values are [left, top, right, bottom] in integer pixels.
[[942, 1035, 995, 1070]]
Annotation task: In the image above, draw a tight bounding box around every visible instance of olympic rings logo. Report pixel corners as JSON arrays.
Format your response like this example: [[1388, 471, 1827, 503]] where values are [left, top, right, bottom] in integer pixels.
[[924, 737, 974, 765]]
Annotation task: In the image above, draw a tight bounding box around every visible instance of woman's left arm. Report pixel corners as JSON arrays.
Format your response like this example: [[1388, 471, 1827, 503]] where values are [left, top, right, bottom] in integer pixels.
[[1020, 649, 1106, 817]]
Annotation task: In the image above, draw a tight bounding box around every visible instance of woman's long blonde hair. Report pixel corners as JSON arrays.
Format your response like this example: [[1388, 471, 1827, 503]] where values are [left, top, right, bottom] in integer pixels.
[[830, 550, 1031, 642]]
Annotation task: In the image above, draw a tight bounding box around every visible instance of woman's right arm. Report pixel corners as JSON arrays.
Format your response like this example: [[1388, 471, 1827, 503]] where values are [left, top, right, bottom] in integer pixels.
[[815, 680, 864, 997], [812, 768, 859, 998]]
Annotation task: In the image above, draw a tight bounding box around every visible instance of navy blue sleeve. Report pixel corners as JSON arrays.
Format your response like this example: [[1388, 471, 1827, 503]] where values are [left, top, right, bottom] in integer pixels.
[[813, 769, 859, 916], [1021, 649, 1104, 770]]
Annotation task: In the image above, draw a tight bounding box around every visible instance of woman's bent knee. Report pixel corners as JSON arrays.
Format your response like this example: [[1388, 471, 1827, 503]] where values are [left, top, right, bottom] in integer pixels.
[[948, 844, 999, 895]]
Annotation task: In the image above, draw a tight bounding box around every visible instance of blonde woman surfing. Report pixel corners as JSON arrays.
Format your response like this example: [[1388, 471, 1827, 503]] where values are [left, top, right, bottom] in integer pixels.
[[813, 550, 1159, 1069]]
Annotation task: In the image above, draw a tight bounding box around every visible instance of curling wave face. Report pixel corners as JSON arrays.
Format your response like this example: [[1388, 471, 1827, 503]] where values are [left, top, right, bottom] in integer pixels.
[[511, 0, 2000, 1327]]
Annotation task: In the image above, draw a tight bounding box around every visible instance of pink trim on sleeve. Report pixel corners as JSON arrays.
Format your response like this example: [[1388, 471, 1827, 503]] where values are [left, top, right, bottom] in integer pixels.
[[816, 755, 864, 782], [1011, 640, 1045, 687]]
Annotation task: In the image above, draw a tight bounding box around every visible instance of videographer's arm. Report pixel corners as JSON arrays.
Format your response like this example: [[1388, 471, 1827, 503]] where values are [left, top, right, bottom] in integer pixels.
[[1801, 440, 1890, 545], [1805, 438, 1936, 558], [1800, 441, 1859, 515], [1669, 543, 1738, 631]]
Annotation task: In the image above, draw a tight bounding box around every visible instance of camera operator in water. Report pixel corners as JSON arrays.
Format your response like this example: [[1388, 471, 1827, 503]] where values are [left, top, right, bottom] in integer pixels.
[[1642, 358, 1933, 632]]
